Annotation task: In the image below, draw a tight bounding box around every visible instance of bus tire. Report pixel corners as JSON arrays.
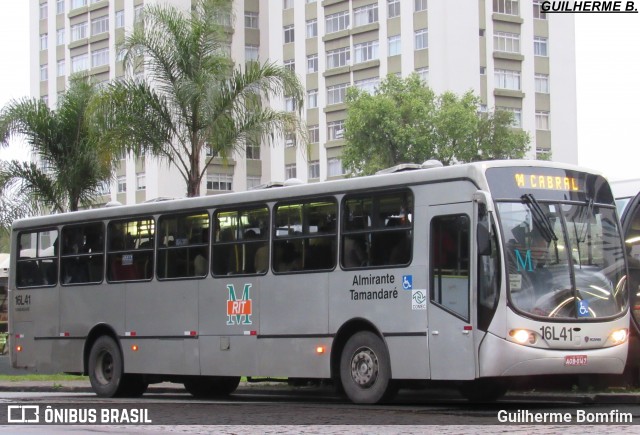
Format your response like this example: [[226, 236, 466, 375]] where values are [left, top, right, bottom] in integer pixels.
[[340, 331, 395, 404], [184, 376, 241, 398], [459, 379, 509, 403], [88, 336, 124, 398]]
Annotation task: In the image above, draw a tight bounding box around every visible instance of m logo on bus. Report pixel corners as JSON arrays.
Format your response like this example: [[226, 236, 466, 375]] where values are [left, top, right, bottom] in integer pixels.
[[514, 249, 534, 272], [226, 283, 253, 325]]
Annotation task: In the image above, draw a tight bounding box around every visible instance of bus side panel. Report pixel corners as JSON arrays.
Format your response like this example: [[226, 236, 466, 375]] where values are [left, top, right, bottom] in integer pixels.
[[123, 280, 199, 375], [124, 338, 199, 375], [386, 336, 429, 379], [11, 286, 60, 372], [255, 337, 332, 377], [198, 336, 259, 376]]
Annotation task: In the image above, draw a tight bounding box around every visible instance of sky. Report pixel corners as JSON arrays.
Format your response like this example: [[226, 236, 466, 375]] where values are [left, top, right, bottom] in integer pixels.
[[0, 3, 638, 181]]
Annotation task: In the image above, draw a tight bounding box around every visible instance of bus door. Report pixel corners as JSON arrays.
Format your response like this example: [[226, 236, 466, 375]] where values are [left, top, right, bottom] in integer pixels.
[[427, 204, 476, 380], [620, 191, 640, 360]]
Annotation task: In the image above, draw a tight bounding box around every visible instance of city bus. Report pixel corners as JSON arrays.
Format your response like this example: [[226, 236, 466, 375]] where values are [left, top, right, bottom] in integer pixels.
[[612, 179, 640, 385], [9, 160, 630, 404]]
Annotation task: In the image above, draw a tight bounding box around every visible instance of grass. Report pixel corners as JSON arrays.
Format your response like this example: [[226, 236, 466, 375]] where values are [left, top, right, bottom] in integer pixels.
[[0, 374, 87, 382]]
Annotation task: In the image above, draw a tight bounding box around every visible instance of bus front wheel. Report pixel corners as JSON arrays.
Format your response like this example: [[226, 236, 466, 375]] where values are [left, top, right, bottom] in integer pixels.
[[88, 336, 124, 398], [339, 331, 396, 404]]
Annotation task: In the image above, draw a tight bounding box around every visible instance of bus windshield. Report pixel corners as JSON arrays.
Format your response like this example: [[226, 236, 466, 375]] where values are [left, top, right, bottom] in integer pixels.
[[498, 200, 627, 319]]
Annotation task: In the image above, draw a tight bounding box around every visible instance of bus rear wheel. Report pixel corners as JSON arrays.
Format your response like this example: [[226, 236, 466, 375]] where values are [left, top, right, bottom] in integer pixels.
[[184, 376, 241, 398], [339, 331, 396, 404], [88, 336, 124, 398]]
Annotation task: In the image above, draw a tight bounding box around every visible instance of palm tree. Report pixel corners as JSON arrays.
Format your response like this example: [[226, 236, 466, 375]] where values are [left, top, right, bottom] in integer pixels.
[[0, 75, 114, 214], [91, 0, 305, 197]]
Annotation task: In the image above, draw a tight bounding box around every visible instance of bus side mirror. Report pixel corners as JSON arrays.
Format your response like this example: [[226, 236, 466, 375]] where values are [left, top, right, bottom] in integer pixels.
[[477, 203, 491, 256], [477, 220, 491, 256]]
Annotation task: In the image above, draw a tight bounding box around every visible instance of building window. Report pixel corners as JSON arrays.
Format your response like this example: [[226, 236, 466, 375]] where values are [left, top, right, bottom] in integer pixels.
[[246, 140, 260, 159], [56, 29, 65, 46], [327, 120, 345, 141], [354, 40, 379, 64], [40, 2, 48, 20], [327, 83, 349, 105], [91, 15, 109, 36], [207, 174, 233, 191], [534, 36, 548, 57], [57, 60, 65, 77], [247, 176, 261, 189], [307, 89, 318, 109], [388, 0, 401, 18], [494, 69, 521, 90], [283, 0, 294, 9], [480, 66, 486, 75], [285, 133, 296, 148], [71, 22, 88, 42], [533, 0, 547, 19], [493, 0, 519, 15], [136, 173, 146, 191], [494, 31, 520, 54], [285, 163, 297, 180], [536, 111, 550, 130], [245, 11, 258, 29], [307, 54, 318, 73], [355, 77, 379, 94], [284, 59, 295, 71], [416, 67, 429, 83], [326, 47, 350, 69], [56, 0, 64, 14], [535, 73, 549, 93], [415, 29, 428, 50], [284, 25, 295, 44], [97, 180, 110, 196], [306, 19, 317, 38], [499, 107, 522, 128], [309, 161, 320, 179], [325, 11, 350, 34], [115, 10, 125, 28], [117, 176, 126, 193], [354, 4, 378, 27], [388, 35, 401, 56], [92, 48, 109, 68], [71, 53, 89, 73], [71, 0, 86, 8], [308, 125, 319, 143], [134, 5, 143, 23], [40, 34, 48, 51], [245, 45, 259, 62], [415, 0, 428, 12], [40, 64, 48, 82], [285, 96, 296, 112], [327, 158, 344, 177]]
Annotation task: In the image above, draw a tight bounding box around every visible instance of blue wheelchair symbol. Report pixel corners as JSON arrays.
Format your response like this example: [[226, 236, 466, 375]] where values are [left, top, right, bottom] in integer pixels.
[[577, 300, 590, 317], [402, 275, 413, 290]]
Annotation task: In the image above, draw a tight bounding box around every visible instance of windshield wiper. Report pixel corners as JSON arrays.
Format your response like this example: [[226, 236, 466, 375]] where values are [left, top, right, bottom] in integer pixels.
[[579, 198, 594, 243], [521, 194, 558, 243]]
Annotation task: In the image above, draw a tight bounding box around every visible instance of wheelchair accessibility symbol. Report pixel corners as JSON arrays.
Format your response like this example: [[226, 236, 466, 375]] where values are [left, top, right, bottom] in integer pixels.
[[577, 300, 590, 317], [402, 275, 413, 290]]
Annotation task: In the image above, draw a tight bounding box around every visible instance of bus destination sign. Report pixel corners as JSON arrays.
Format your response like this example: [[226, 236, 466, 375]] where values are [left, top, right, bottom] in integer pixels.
[[514, 173, 582, 192]]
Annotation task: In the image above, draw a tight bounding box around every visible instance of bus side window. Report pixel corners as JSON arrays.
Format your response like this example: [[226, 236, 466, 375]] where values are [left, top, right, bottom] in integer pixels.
[[108, 218, 155, 282], [157, 212, 209, 279], [16, 230, 58, 288]]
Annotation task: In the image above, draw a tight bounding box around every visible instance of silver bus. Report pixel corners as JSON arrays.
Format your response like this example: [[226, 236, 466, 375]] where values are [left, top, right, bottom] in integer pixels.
[[9, 160, 630, 403]]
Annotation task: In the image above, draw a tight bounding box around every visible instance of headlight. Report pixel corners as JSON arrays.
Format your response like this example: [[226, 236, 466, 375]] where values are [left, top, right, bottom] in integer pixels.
[[610, 328, 628, 345], [509, 329, 537, 345]]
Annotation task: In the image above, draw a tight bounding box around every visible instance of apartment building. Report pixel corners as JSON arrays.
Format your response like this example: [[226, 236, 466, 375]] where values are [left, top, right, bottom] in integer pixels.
[[31, 0, 577, 204]]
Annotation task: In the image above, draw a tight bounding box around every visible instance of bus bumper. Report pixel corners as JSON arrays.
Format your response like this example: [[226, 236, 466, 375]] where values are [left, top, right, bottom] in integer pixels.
[[479, 332, 627, 377]]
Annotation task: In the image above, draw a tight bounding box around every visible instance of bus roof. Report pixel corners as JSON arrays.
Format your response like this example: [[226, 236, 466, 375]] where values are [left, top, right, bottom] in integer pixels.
[[610, 178, 640, 200], [10, 159, 599, 230]]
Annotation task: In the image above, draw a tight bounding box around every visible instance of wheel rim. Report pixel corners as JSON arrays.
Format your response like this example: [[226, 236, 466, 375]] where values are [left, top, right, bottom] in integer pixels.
[[350, 346, 379, 388], [95, 349, 114, 386]]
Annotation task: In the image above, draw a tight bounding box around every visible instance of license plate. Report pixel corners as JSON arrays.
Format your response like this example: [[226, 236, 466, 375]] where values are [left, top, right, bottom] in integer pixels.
[[564, 355, 588, 366]]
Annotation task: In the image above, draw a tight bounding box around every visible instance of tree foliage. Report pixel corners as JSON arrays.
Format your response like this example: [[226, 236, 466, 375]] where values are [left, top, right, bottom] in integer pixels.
[[0, 75, 114, 216], [342, 74, 531, 176], [91, 0, 305, 197]]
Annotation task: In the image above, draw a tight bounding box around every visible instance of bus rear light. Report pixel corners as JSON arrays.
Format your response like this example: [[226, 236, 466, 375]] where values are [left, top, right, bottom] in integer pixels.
[[316, 346, 325, 354], [610, 328, 628, 345], [509, 329, 536, 345]]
